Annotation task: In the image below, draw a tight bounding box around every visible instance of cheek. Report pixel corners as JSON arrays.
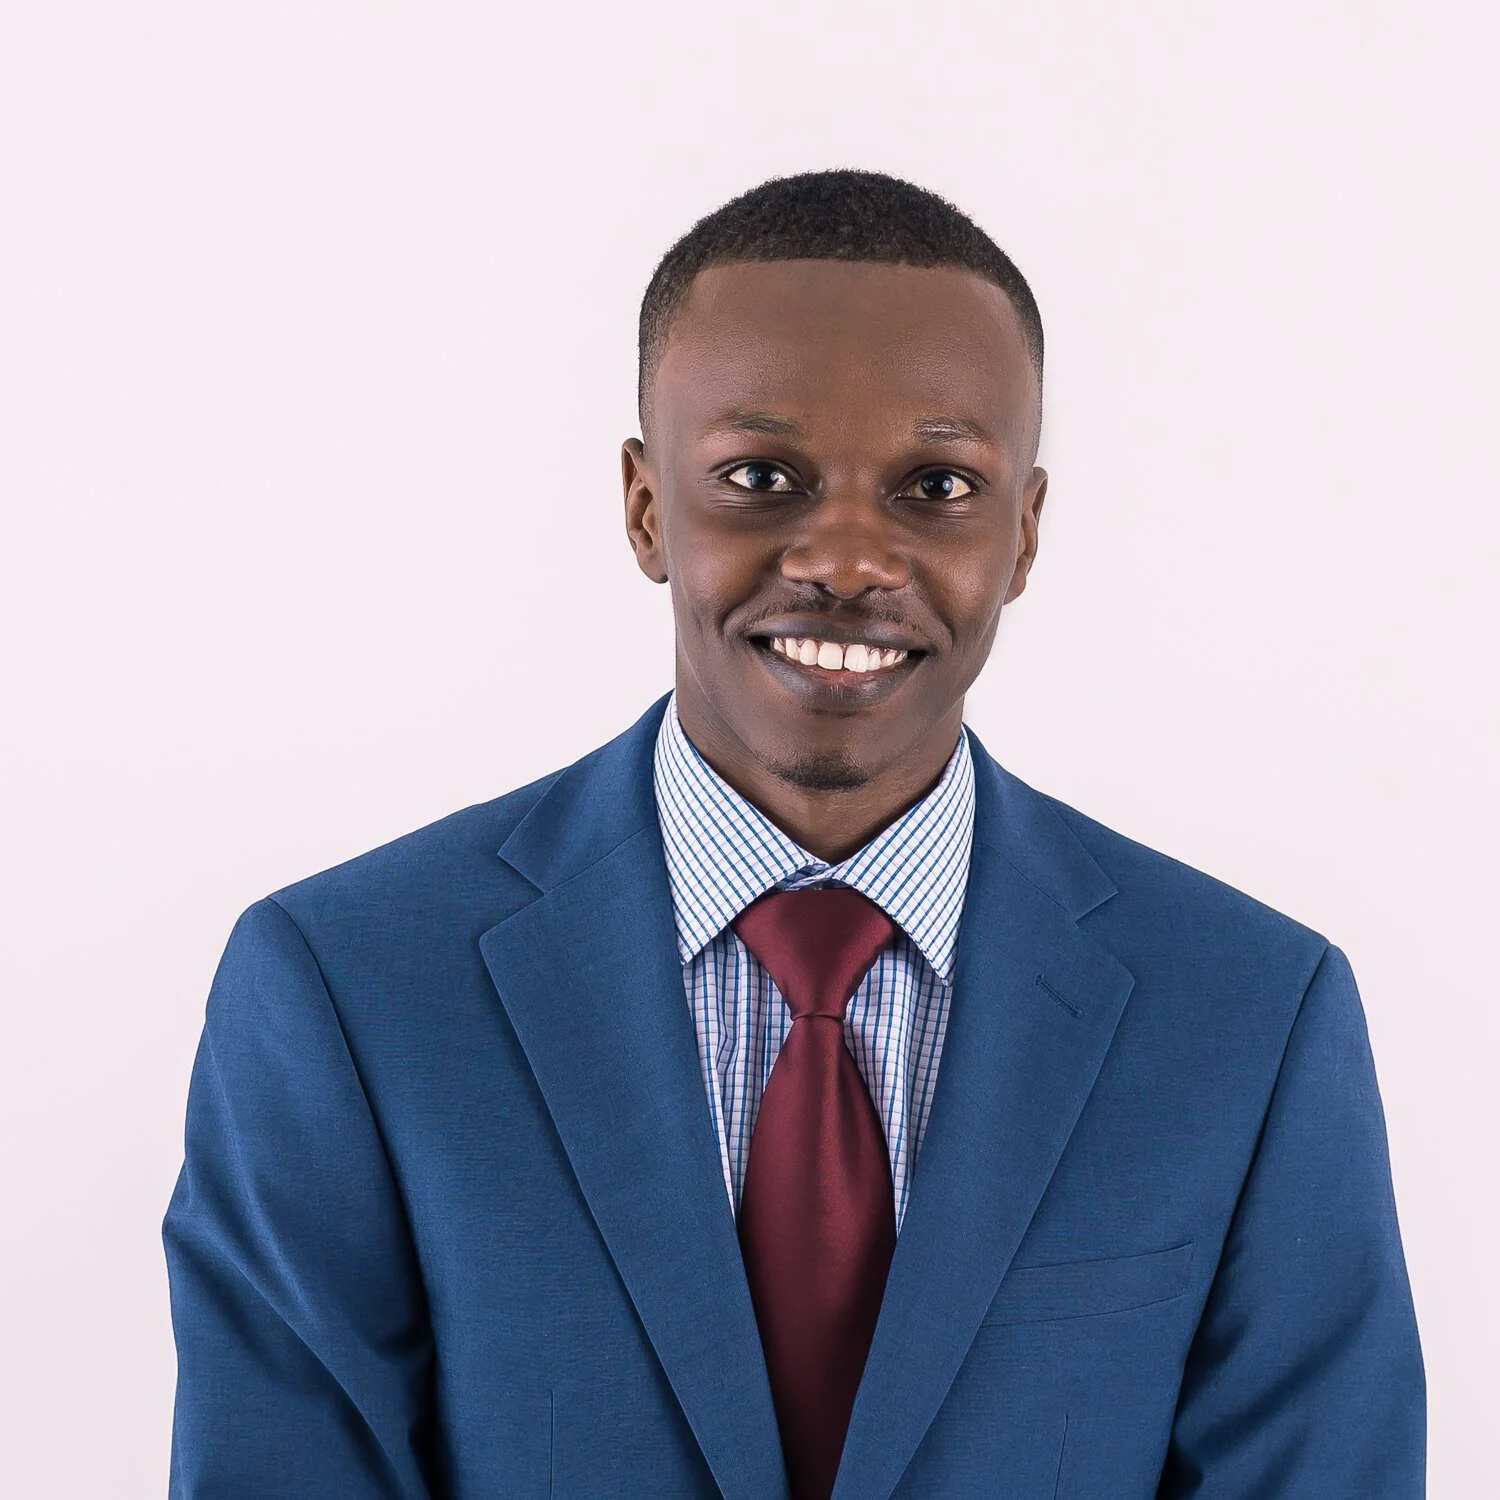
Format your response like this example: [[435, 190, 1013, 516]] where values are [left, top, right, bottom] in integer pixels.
[[930, 546, 1012, 644], [665, 515, 772, 629], [666, 550, 753, 637]]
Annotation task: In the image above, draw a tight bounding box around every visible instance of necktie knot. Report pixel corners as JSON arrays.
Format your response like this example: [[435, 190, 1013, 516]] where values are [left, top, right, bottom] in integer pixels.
[[731, 885, 896, 1022]]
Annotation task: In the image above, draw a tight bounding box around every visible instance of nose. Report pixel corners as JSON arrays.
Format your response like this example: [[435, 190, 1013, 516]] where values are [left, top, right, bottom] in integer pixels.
[[778, 487, 911, 599]]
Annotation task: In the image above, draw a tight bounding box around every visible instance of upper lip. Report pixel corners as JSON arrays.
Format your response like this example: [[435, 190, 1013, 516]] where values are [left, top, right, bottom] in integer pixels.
[[746, 618, 929, 653]]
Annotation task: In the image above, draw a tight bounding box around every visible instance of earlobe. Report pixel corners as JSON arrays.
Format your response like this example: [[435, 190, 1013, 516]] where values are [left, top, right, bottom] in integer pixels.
[[622, 438, 669, 584]]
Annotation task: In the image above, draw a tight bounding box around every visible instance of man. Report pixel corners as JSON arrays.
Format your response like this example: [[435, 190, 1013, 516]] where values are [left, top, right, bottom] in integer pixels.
[[162, 169, 1425, 1498]]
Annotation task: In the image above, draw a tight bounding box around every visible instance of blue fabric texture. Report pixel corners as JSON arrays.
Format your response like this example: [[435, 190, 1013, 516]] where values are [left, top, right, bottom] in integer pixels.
[[653, 691, 974, 1232], [162, 691, 1425, 1498]]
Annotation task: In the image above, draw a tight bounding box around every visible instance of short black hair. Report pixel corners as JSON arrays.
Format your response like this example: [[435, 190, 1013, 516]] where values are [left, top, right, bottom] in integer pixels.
[[637, 167, 1044, 442]]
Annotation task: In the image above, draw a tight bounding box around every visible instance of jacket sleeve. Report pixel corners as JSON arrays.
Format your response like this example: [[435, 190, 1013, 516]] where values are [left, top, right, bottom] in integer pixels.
[[1157, 943, 1426, 1497], [162, 897, 438, 1498]]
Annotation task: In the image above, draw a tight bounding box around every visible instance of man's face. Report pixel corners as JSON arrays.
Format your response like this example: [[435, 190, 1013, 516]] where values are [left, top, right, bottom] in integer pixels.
[[623, 259, 1046, 795]]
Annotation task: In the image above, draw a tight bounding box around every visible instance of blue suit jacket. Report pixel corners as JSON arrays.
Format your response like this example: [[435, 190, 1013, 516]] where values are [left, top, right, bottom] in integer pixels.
[[163, 693, 1425, 1498]]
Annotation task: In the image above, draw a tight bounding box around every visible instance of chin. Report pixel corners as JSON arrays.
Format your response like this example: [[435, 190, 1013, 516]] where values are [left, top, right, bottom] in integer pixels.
[[764, 746, 870, 793]]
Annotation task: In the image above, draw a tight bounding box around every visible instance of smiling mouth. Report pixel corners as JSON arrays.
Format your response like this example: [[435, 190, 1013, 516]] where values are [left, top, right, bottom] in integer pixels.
[[768, 634, 912, 673], [746, 633, 926, 690]]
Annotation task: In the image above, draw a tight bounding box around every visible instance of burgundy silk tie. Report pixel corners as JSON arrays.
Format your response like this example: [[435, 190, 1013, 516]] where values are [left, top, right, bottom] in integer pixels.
[[731, 884, 899, 1500]]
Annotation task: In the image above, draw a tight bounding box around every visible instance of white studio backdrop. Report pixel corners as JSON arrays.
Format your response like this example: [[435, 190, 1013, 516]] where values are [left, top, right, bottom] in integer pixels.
[[2, 2, 1495, 1494]]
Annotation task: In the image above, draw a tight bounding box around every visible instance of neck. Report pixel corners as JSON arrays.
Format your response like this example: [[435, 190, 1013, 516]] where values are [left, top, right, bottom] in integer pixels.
[[673, 692, 963, 865]]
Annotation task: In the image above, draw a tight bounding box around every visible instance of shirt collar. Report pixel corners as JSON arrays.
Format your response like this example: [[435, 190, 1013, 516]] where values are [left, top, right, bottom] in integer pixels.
[[651, 691, 975, 982]]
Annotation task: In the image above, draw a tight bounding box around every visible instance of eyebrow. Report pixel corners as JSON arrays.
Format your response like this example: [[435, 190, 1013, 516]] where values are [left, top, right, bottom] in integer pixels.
[[699, 410, 805, 440], [698, 411, 998, 445], [910, 415, 996, 446]]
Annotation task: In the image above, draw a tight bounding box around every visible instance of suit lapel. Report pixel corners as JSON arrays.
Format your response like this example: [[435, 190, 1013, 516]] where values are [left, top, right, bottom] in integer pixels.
[[832, 731, 1135, 1500], [478, 695, 790, 1500]]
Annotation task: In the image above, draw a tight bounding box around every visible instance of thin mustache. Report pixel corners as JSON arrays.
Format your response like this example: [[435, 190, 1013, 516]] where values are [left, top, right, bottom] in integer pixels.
[[739, 601, 918, 635]]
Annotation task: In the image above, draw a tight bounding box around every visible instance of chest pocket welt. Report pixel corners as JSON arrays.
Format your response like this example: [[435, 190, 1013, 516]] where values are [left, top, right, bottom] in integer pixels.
[[980, 1241, 1196, 1326]]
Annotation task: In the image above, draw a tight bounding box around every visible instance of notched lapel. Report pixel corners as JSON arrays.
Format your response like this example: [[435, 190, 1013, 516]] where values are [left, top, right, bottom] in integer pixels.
[[477, 697, 790, 1500], [833, 744, 1136, 1500]]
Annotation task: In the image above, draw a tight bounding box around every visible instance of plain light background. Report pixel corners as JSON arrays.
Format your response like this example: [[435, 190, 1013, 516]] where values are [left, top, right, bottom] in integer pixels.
[[2, 1, 1495, 1494]]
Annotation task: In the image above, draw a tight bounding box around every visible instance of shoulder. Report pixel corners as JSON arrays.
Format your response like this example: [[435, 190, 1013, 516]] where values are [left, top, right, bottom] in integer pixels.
[[260, 765, 566, 949], [1034, 785, 1332, 989], [996, 784, 1356, 1096], [240, 695, 672, 960]]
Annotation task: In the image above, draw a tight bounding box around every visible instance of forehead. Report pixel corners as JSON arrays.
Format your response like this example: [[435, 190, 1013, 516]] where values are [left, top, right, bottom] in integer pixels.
[[653, 259, 1037, 449]]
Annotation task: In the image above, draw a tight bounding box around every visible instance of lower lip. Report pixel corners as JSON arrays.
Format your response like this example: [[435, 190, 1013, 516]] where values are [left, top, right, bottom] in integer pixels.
[[748, 640, 922, 707]]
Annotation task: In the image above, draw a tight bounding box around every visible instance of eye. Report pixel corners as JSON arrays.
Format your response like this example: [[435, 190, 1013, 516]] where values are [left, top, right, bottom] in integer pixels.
[[903, 470, 975, 501], [723, 461, 796, 493]]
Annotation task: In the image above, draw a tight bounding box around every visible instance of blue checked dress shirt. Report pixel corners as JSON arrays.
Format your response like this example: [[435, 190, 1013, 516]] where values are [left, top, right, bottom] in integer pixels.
[[651, 692, 976, 1235]]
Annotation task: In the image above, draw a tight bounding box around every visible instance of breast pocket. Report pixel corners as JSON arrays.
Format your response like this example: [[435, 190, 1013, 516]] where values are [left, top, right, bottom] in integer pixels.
[[980, 1241, 1195, 1326]]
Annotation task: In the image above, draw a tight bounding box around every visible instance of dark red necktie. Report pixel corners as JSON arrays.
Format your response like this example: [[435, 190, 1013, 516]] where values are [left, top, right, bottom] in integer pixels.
[[731, 884, 899, 1500]]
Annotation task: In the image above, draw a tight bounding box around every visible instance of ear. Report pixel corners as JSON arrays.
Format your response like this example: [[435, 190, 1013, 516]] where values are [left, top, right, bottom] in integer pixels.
[[1003, 466, 1048, 604], [622, 438, 669, 584]]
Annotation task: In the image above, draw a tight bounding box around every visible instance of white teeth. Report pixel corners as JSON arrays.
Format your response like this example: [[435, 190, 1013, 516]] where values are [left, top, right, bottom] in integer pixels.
[[768, 637, 910, 673]]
